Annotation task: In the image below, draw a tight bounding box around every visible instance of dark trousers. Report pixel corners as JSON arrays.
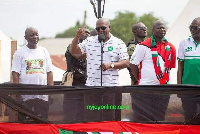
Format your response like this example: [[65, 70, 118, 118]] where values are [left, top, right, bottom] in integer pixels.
[[131, 93, 169, 122], [84, 92, 115, 122], [63, 81, 85, 123], [181, 95, 200, 121], [63, 90, 116, 123], [19, 98, 49, 121], [63, 93, 85, 123]]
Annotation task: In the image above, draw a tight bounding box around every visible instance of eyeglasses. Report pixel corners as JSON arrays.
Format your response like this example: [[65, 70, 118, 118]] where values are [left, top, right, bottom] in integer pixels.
[[138, 26, 147, 30], [189, 25, 200, 31], [95, 26, 107, 31]]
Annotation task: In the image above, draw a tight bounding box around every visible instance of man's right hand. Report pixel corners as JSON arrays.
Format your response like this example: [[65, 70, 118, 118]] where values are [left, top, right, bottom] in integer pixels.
[[76, 28, 85, 38], [70, 28, 85, 55]]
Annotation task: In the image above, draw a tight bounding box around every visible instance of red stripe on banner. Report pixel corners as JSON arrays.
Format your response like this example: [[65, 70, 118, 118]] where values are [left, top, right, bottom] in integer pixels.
[[139, 130, 180, 134], [0, 121, 200, 134], [58, 121, 200, 134], [0, 123, 59, 134]]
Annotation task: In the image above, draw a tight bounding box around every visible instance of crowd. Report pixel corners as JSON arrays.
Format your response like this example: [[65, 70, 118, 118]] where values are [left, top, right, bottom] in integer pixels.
[[11, 17, 200, 123]]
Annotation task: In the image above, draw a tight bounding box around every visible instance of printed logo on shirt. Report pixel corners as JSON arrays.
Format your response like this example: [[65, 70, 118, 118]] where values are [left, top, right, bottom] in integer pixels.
[[108, 46, 113, 51], [185, 47, 192, 52], [25, 59, 45, 74]]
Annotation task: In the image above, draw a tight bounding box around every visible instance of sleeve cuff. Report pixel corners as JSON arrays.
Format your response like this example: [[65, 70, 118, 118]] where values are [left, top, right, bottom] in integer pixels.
[[177, 57, 184, 61]]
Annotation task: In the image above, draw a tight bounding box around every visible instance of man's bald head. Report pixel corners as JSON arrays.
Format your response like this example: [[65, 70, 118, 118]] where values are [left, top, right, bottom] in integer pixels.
[[131, 22, 147, 39], [153, 20, 165, 30], [25, 27, 38, 36], [96, 18, 111, 41], [192, 17, 200, 25], [96, 18, 110, 27], [24, 27, 39, 47], [152, 20, 166, 40], [132, 22, 144, 31], [190, 17, 200, 41]]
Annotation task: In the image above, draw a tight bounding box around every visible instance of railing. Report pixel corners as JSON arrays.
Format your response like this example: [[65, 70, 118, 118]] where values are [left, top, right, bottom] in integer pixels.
[[0, 83, 200, 124]]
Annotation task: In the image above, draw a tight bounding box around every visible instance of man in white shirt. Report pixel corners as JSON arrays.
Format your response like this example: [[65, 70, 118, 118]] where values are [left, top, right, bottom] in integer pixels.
[[70, 18, 129, 86], [12, 27, 53, 121], [70, 18, 129, 122]]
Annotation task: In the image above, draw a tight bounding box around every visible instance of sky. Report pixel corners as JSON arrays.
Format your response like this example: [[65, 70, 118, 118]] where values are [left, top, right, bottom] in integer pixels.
[[0, 0, 190, 45]]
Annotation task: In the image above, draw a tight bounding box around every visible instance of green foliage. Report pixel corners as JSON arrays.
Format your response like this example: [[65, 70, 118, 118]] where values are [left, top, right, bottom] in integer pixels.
[[55, 21, 92, 38], [139, 12, 161, 38], [110, 11, 137, 45], [55, 11, 167, 44], [110, 11, 165, 44], [55, 21, 80, 38]]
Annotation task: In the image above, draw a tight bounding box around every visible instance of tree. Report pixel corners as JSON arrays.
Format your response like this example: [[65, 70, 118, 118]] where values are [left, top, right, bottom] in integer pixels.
[[110, 11, 137, 45], [110, 12, 165, 44], [139, 12, 164, 38], [55, 11, 166, 44], [55, 21, 92, 38]]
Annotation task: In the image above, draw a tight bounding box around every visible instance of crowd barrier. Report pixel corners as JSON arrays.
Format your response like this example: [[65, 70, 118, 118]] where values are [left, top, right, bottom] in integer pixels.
[[0, 83, 200, 125]]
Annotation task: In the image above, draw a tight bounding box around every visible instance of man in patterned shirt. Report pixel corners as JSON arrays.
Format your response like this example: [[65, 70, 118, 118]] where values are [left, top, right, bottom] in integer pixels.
[[70, 18, 129, 86], [70, 18, 129, 122]]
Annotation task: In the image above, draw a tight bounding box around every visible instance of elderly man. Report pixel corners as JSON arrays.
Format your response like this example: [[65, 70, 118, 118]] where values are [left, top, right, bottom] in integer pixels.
[[12, 27, 53, 121], [130, 20, 176, 122]]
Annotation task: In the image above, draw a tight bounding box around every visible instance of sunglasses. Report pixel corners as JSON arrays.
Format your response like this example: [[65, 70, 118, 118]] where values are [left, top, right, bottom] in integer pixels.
[[95, 26, 107, 31], [138, 26, 147, 30], [189, 25, 200, 31]]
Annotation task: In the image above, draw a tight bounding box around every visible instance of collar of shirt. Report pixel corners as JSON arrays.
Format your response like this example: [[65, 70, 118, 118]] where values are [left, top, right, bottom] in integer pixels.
[[156, 40, 168, 58], [103, 33, 114, 45]]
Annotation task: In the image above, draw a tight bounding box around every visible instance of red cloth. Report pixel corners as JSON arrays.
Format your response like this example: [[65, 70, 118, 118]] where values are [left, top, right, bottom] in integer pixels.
[[0, 121, 200, 134], [156, 41, 176, 69]]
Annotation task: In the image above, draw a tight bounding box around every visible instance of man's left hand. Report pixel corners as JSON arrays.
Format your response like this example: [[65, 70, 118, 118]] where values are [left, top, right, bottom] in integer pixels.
[[99, 63, 111, 71]]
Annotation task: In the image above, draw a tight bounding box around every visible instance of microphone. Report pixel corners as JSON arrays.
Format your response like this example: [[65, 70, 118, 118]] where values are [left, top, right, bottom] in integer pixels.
[[98, 34, 105, 86], [98, 34, 105, 43]]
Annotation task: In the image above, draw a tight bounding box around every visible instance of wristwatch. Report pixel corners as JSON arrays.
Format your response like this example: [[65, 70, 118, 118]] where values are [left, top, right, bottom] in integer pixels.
[[111, 63, 115, 68]]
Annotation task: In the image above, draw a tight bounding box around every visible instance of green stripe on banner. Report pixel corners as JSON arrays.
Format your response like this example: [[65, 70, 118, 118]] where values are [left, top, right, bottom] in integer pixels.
[[59, 129, 73, 134], [91, 132, 99, 134], [59, 130, 134, 134], [59, 129, 99, 134]]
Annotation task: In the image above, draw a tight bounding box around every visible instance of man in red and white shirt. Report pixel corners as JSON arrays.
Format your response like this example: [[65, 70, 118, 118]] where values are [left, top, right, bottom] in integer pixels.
[[130, 20, 176, 122]]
